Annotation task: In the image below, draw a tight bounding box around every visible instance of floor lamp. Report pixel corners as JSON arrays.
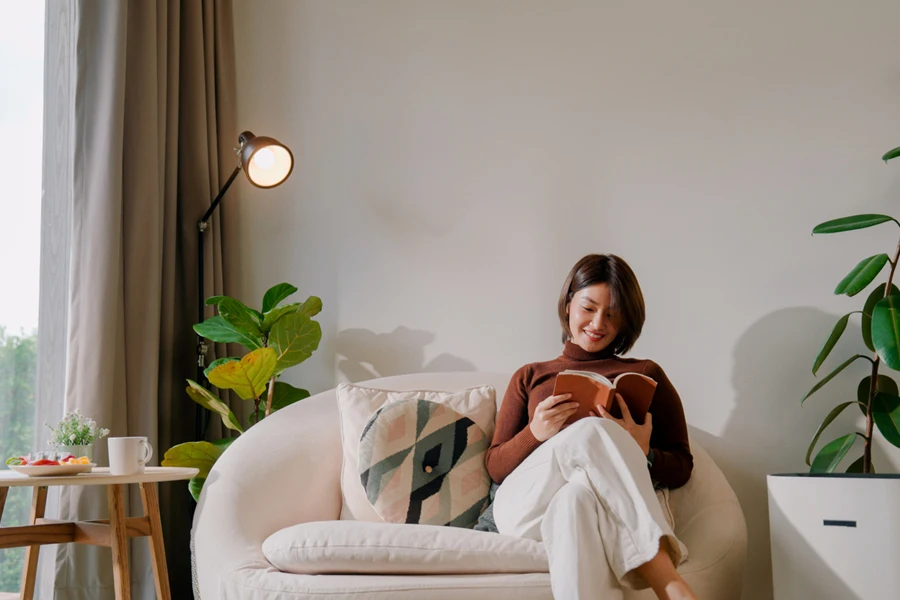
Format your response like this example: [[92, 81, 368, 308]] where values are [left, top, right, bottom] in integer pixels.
[[195, 131, 294, 440]]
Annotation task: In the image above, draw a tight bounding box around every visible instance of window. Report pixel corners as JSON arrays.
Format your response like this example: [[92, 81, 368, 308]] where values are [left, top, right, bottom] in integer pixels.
[[0, 1, 45, 592]]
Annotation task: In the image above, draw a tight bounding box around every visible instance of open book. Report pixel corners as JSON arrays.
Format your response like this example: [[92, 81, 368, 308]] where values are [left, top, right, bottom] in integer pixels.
[[552, 370, 657, 426]]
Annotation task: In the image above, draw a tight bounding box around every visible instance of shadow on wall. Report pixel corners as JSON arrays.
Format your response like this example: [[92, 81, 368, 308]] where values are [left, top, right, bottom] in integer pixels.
[[691, 306, 864, 600], [335, 326, 476, 381]]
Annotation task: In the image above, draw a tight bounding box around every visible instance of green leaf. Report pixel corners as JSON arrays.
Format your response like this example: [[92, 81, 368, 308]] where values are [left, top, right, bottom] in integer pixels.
[[260, 297, 323, 334], [813, 214, 897, 234], [212, 437, 236, 450], [262, 283, 298, 313], [296, 295, 323, 318], [873, 392, 900, 448], [802, 354, 870, 405], [207, 347, 277, 400], [810, 433, 857, 473], [873, 295, 900, 370], [805, 402, 855, 466], [260, 303, 300, 334], [845, 455, 867, 473], [217, 298, 264, 347], [270, 313, 322, 373], [813, 313, 850, 375], [882, 147, 900, 163], [203, 357, 238, 379], [188, 477, 205, 502], [834, 254, 889, 297], [205, 295, 228, 306], [249, 382, 310, 424], [862, 284, 900, 351], [857, 374, 898, 415], [162, 441, 226, 500], [194, 316, 254, 346], [161, 441, 225, 480], [185, 380, 244, 432]]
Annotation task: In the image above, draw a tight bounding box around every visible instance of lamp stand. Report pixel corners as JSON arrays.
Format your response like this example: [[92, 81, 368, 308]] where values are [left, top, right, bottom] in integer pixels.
[[195, 163, 242, 442]]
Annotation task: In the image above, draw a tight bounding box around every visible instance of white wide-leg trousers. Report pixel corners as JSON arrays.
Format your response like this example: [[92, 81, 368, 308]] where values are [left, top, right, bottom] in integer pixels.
[[493, 418, 687, 599]]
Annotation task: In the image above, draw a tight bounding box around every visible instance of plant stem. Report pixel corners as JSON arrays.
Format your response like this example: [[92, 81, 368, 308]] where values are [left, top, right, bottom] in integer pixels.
[[865, 235, 900, 472], [265, 376, 276, 417], [864, 358, 878, 473], [253, 397, 261, 422]]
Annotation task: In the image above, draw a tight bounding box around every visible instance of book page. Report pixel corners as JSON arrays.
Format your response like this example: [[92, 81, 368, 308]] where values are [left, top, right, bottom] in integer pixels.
[[560, 370, 612, 386]]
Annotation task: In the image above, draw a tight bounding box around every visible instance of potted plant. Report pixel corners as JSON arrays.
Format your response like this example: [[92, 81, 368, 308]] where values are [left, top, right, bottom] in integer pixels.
[[46, 409, 110, 462], [767, 146, 900, 600], [162, 283, 322, 501]]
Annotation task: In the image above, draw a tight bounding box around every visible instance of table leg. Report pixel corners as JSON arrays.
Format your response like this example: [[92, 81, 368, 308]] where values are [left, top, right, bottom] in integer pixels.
[[139, 482, 171, 600], [107, 484, 131, 600], [0, 487, 7, 521], [20, 486, 47, 600]]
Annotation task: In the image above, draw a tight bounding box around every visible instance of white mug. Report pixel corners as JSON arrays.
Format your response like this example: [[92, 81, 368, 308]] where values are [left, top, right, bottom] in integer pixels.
[[108, 437, 153, 475]]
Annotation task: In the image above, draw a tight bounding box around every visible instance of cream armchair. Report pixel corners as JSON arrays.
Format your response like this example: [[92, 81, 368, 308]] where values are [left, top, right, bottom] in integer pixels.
[[193, 372, 747, 599]]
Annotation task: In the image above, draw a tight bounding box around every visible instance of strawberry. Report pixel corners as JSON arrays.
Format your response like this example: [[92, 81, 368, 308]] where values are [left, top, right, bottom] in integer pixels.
[[29, 459, 60, 466]]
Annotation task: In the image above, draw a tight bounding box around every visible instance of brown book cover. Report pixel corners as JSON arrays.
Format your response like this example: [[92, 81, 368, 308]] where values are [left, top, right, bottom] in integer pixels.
[[552, 370, 657, 427]]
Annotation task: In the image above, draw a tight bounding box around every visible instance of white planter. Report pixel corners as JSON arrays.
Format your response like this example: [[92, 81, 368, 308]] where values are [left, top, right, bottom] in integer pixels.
[[54, 444, 94, 461], [767, 473, 900, 599]]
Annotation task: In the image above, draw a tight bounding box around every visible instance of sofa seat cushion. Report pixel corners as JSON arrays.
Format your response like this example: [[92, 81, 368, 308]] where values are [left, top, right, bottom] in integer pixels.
[[262, 520, 548, 575]]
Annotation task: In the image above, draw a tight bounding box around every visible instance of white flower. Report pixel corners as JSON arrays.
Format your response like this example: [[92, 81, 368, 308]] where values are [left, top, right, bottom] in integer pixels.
[[69, 433, 76, 442]]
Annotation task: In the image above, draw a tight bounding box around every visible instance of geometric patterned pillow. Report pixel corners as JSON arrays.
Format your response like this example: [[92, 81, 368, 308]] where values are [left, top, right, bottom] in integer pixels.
[[358, 398, 491, 528]]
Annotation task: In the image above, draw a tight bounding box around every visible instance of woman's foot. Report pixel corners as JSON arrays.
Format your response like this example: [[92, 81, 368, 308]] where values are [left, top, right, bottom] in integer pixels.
[[634, 539, 698, 600], [661, 577, 697, 600]]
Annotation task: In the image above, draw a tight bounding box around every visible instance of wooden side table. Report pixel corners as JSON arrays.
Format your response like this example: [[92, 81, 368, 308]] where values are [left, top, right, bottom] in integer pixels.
[[0, 466, 198, 600]]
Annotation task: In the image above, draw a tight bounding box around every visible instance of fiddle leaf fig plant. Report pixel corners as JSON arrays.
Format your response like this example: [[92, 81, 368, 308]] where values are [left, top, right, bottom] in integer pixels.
[[803, 146, 900, 474], [163, 283, 321, 500]]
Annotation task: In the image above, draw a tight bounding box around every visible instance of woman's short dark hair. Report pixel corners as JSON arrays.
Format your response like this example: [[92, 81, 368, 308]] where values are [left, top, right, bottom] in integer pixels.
[[557, 254, 645, 355]]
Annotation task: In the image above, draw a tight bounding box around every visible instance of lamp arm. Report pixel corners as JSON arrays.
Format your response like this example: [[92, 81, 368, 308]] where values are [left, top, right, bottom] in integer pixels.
[[199, 164, 243, 227]]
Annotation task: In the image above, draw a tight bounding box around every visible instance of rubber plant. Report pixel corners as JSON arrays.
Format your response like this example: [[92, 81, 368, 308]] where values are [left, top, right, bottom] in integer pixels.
[[802, 147, 900, 474], [162, 283, 322, 500]]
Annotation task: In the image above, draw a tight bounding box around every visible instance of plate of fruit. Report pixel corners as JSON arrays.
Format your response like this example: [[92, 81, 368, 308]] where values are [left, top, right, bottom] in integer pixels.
[[6, 453, 95, 477]]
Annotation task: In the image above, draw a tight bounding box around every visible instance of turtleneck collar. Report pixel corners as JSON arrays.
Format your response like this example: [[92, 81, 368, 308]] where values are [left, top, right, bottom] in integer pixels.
[[562, 340, 617, 361]]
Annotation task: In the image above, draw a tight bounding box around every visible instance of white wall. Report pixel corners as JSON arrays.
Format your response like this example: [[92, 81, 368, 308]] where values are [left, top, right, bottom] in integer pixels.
[[230, 1, 900, 597]]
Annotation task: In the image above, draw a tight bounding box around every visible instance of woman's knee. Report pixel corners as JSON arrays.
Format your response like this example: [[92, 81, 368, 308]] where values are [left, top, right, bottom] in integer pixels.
[[564, 416, 626, 441], [555, 417, 642, 460]]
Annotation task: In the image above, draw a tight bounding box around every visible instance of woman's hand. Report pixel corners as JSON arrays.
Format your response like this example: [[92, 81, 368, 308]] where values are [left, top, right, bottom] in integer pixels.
[[529, 394, 579, 442], [596, 394, 653, 456]]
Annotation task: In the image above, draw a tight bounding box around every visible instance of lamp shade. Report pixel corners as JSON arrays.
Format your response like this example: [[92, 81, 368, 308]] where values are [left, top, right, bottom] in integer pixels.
[[238, 131, 294, 188]]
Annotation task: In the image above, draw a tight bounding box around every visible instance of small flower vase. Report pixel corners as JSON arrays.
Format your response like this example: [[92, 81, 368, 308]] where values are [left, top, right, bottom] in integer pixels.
[[56, 444, 93, 462]]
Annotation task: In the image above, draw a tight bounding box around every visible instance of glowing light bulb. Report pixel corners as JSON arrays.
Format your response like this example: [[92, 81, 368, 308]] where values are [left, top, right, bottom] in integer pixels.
[[252, 148, 275, 170]]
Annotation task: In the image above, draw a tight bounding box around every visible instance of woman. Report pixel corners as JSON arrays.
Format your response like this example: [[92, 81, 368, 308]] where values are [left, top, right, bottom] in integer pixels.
[[485, 254, 696, 600]]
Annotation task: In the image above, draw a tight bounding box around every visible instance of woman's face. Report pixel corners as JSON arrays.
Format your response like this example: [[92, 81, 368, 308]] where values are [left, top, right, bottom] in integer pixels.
[[567, 283, 620, 353]]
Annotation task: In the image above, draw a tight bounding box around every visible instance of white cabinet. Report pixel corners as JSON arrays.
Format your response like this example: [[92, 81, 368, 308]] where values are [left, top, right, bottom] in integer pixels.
[[767, 473, 900, 600]]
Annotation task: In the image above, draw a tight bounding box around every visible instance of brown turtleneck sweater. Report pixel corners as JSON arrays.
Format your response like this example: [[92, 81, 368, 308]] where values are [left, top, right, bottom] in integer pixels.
[[485, 342, 693, 489]]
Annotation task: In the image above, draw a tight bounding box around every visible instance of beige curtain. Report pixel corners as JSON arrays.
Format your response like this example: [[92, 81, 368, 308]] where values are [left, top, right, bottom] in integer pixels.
[[52, 1, 237, 598]]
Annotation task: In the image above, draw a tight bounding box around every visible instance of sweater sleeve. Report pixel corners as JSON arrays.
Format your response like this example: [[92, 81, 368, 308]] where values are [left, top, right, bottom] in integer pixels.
[[485, 366, 543, 484], [643, 362, 693, 489]]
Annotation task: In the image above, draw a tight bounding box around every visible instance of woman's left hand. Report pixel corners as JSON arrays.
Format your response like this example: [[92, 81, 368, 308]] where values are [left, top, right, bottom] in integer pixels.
[[595, 394, 652, 456]]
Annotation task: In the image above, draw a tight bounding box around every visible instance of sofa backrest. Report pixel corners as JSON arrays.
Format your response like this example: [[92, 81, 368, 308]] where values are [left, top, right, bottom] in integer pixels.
[[346, 371, 512, 412]]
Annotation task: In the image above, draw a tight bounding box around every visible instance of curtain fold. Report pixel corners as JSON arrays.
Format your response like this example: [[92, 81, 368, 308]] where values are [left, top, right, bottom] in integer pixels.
[[52, 1, 237, 598]]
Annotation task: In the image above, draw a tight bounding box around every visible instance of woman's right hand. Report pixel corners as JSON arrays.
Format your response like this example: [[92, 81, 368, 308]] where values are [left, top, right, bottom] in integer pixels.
[[529, 394, 580, 442]]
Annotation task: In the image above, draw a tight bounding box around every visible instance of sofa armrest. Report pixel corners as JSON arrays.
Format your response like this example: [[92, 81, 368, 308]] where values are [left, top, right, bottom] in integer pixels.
[[670, 441, 747, 599], [193, 392, 343, 598]]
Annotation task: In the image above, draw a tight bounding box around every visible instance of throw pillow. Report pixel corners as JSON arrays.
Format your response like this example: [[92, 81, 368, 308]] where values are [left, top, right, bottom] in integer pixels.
[[337, 382, 496, 522], [358, 398, 491, 528]]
